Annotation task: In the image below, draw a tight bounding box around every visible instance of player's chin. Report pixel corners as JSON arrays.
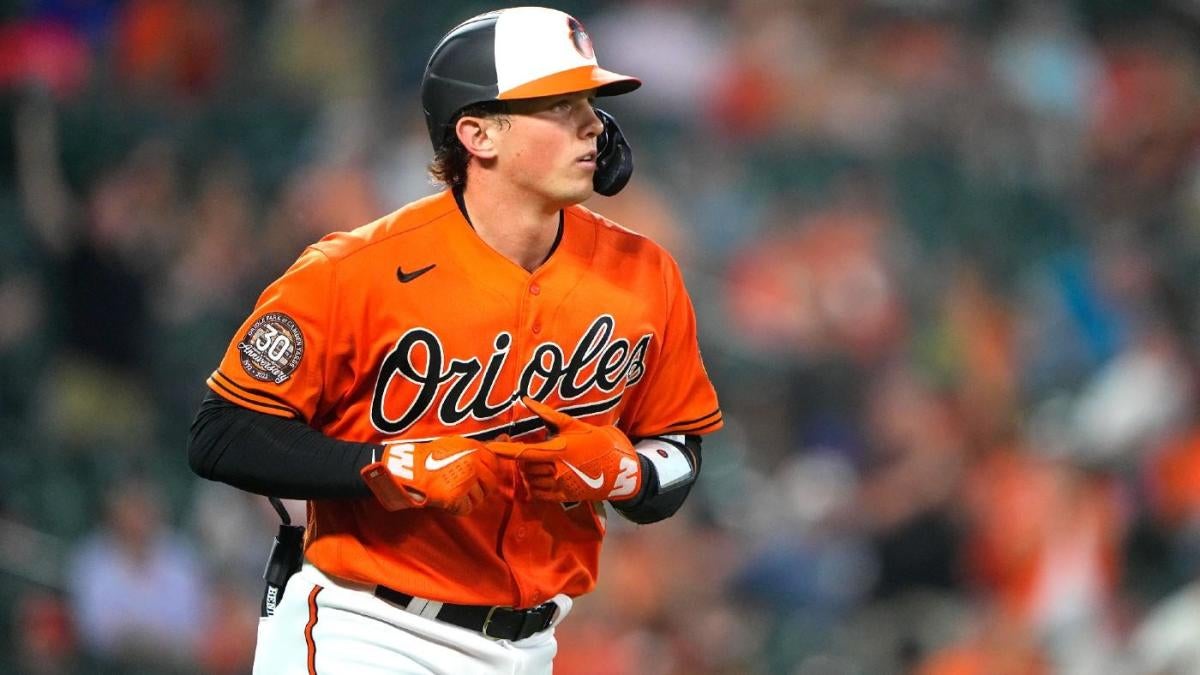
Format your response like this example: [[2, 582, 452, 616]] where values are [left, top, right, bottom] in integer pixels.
[[544, 185, 592, 208], [552, 165, 594, 199], [559, 176, 595, 204]]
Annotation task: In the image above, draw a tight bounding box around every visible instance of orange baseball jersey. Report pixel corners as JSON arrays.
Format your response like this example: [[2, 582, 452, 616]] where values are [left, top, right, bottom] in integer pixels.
[[207, 189, 721, 608]]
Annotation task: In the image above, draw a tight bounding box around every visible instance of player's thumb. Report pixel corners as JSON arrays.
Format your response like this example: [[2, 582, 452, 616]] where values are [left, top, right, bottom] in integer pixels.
[[487, 437, 567, 460], [520, 396, 581, 432]]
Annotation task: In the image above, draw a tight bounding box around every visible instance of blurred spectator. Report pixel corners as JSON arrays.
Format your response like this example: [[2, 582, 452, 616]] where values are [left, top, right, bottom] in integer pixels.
[[372, 111, 442, 207], [588, 1, 726, 123], [860, 365, 964, 601], [263, 0, 377, 101], [723, 178, 906, 364], [261, 157, 382, 275], [1127, 578, 1200, 675], [15, 91, 171, 451], [159, 153, 259, 325], [990, 2, 1099, 189], [1088, 23, 1200, 221], [960, 448, 1125, 671], [67, 477, 208, 671], [917, 609, 1051, 675], [12, 591, 77, 675], [114, 0, 235, 101], [1147, 425, 1200, 533], [0, 272, 48, 423], [26, 0, 122, 47], [0, 19, 92, 100], [708, 1, 819, 140], [194, 579, 258, 675]]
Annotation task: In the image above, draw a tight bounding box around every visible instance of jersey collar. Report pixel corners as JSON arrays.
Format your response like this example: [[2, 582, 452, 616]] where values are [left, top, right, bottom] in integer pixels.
[[440, 189, 592, 290]]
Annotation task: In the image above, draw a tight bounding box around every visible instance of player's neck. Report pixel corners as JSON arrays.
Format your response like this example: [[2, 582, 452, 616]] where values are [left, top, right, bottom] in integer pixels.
[[460, 181, 563, 273]]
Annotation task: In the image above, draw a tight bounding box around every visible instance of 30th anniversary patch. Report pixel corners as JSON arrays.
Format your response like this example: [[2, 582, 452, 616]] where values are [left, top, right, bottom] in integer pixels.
[[238, 312, 304, 384]]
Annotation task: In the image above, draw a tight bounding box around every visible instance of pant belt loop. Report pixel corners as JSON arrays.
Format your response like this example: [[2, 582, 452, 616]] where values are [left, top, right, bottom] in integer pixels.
[[403, 597, 429, 616], [403, 596, 444, 620], [421, 600, 443, 619]]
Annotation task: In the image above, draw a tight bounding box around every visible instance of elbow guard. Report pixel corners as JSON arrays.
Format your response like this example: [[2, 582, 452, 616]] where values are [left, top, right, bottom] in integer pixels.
[[612, 434, 701, 525]]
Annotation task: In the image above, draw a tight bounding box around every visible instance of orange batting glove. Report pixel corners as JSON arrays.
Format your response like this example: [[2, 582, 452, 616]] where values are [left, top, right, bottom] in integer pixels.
[[361, 436, 501, 515], [490, 397, 643, 503]]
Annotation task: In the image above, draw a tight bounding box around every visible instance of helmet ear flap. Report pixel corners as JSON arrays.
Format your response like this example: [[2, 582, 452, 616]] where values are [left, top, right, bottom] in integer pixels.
[[592, 108, 633, 197]]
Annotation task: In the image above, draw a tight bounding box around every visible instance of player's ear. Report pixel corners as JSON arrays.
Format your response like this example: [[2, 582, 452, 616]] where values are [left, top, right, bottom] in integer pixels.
[[455, 115, 499, 160]]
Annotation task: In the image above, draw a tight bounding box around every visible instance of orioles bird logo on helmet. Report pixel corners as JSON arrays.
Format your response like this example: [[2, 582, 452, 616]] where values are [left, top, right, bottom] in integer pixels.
[[567, 17, 594, 59]]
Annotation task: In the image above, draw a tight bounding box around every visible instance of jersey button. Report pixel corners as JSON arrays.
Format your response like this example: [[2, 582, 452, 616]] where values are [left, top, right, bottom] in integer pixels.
[[531, 323, 541, 334], [529, 284, 541, 296]]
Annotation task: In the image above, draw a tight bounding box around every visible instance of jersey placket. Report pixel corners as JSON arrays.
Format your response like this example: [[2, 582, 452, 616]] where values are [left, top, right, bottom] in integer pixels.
[[500, 272, 552, 608], [441, 205, 596, 607]]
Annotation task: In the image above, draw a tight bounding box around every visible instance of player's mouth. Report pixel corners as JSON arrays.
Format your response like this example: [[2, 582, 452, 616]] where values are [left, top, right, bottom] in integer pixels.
[[576, 152, 597, 170]]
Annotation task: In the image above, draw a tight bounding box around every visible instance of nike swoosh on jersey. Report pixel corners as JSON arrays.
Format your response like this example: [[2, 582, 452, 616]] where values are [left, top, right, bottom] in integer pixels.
[[397, 263, 436, 283], [563, 461, 604, 489], [425, 449, 476, 471]]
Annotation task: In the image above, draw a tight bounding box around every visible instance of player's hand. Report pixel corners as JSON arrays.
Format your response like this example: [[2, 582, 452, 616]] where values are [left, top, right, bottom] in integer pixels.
[[490, 397, 642, 503], [361, 436, 500, 515]]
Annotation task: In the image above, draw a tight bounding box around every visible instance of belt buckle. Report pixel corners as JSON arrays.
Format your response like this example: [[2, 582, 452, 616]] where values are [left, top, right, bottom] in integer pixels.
[[481, 605, 513, 640]]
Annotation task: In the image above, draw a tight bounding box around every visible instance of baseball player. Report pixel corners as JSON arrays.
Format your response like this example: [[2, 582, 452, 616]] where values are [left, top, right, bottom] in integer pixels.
[[188, 7, 721, 674]]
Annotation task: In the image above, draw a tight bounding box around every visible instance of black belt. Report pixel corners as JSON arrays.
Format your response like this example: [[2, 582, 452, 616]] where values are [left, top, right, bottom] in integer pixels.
[[375, 586, 558, 641]]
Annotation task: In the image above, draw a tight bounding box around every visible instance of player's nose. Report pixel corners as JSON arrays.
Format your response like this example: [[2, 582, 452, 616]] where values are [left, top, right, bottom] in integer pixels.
[[581, 105, 603, 139]]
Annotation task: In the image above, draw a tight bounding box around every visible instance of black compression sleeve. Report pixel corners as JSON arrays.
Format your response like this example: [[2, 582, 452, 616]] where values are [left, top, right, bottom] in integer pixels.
[[187, 389, 379, 500]]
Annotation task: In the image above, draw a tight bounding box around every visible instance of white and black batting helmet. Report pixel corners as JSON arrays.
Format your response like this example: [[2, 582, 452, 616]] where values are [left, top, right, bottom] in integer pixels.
[[420, 6, 642, 149]]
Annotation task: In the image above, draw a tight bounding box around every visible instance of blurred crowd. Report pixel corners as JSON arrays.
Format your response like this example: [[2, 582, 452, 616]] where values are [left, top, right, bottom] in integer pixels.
[[2, 0, 1200, 673]]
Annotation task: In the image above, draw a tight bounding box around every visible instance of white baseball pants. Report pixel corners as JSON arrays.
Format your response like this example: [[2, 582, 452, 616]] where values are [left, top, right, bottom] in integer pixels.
[[253, 563, 571, 674]]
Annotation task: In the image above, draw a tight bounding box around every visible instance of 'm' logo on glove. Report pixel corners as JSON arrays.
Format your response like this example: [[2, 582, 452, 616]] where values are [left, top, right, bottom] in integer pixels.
[[361, 439, 499, 515]]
